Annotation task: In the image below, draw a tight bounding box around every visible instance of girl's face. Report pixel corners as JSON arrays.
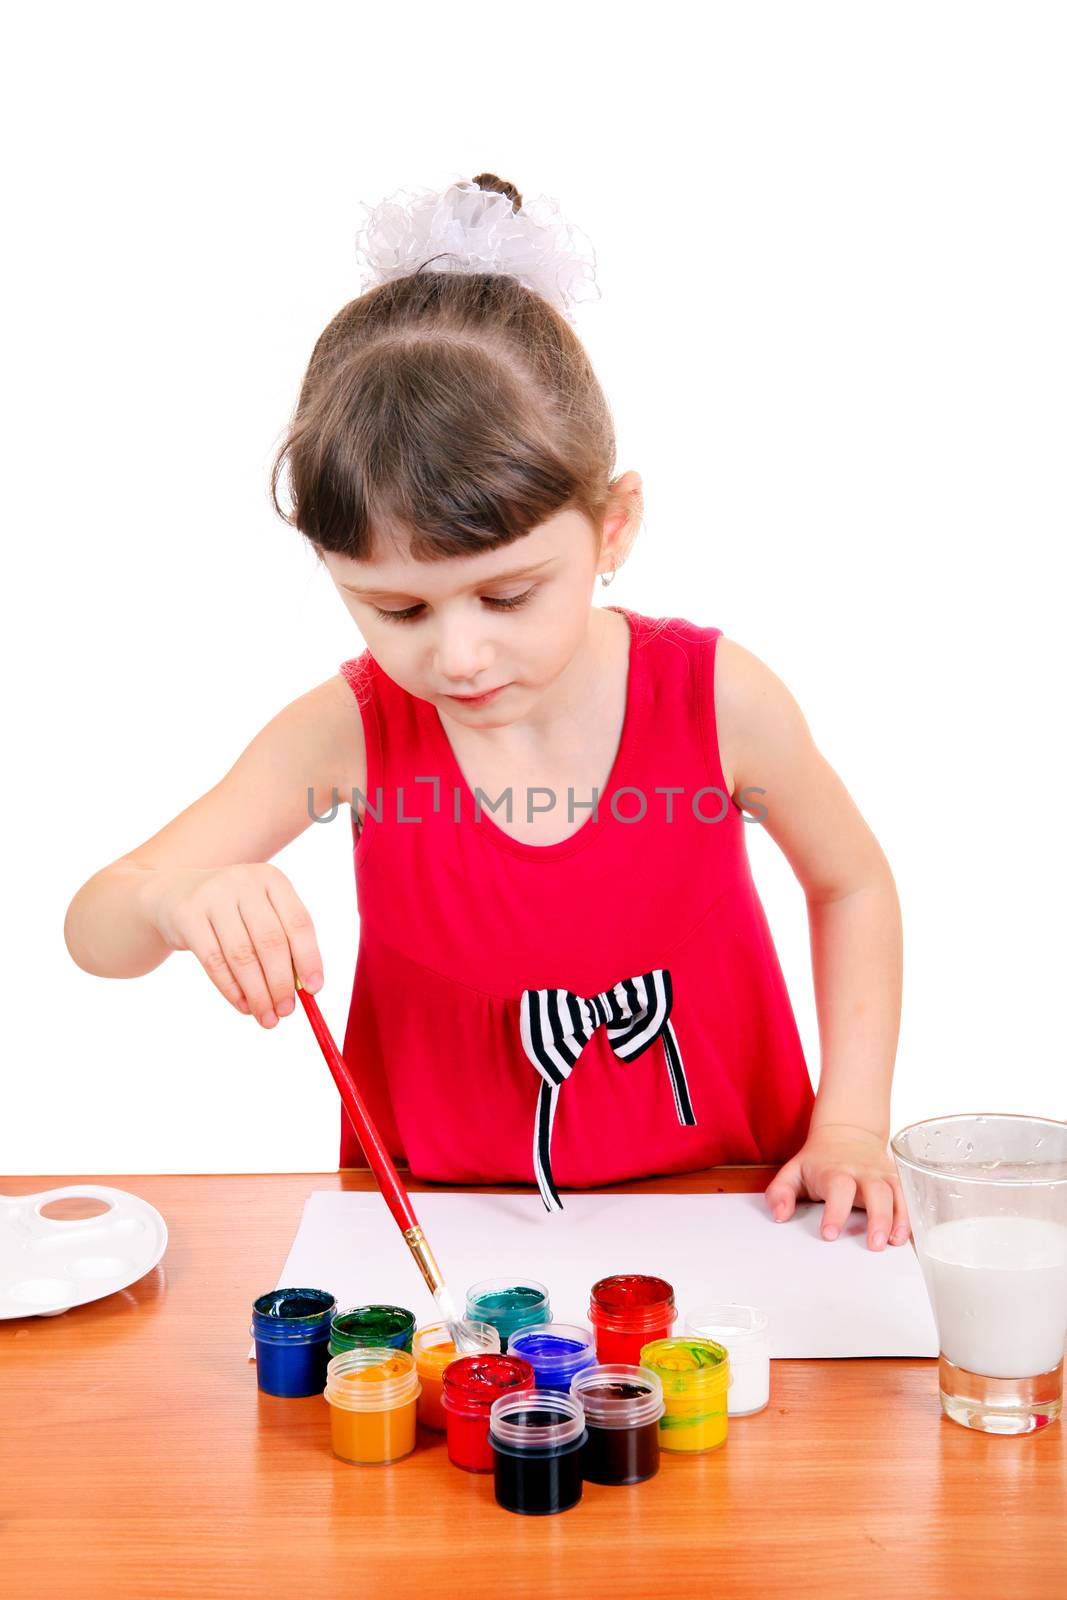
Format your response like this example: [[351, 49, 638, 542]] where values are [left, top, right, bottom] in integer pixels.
[[321, 507, 608, 725]]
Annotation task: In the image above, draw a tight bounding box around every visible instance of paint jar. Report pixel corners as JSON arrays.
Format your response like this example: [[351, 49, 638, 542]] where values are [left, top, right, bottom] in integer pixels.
[[328, 1303, 415, 1357], [412, 1319, 500, 1431], [508, 1323, 598, 1394], [640, 1336, 731, 1453], [323, 1347, 420, 1465], [589, 1274, 677, 1366], [489, 1390, 588, 1516], [464, 1278, 551, 1352], [569, 1363, 665, 1485], [441, 1353, 535, 1473], [250, 1286, 336, 1397], [685, 1304, 770, 1416]]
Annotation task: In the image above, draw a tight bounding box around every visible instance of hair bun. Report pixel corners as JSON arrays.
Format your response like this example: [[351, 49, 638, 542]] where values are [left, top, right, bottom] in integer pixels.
[[470, 172, 523, 213]]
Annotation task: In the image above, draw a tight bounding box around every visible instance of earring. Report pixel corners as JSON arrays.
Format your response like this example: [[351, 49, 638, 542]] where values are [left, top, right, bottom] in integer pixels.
[[600, 560, 618, 588]]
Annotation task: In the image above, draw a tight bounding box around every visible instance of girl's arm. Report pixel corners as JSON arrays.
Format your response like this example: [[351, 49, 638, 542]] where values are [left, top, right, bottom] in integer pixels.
[[713, 637, 908, 1251], [63, 672, 364, 1016]]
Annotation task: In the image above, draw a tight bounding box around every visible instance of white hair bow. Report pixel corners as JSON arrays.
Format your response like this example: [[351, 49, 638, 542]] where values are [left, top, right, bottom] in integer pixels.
[[353, 177, 601, 324]]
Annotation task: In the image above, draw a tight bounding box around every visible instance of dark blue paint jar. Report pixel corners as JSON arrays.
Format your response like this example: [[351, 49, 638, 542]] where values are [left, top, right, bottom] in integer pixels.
[[251, 1286, 336, 1397], [489, 1390, 587, 1516]]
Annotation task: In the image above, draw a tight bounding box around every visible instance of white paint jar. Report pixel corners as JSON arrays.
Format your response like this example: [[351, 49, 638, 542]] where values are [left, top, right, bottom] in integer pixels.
[[684, 1304, 770, 1416]]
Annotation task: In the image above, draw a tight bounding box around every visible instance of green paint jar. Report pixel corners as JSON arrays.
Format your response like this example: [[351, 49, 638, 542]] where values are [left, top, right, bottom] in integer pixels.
[[328, 1303, 416, 1357]]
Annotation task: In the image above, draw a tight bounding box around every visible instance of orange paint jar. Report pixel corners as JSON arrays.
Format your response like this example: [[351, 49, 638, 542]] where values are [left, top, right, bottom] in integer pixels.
[[412, 1320, 500, 1431], [324, 1347, 420, 1465]]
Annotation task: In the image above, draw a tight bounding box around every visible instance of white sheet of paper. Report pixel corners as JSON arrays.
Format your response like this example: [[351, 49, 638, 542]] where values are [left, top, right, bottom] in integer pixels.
[[247, 1189, 939, 1361]]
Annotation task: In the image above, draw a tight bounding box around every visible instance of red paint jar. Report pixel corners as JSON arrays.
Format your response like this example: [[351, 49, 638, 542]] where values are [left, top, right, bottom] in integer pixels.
[[589, 1274, 677, 1366], [441, 1354, 535, 1474]]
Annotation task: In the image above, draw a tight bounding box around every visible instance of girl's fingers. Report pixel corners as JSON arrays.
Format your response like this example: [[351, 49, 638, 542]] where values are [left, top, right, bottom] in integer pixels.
[[191, 915, 266, 1018], [859, 1177, 896, 1250], [818, 1172, 857, 1240], [264, 876, 324, 994], [889, 1178, 912, 1244], [235, 887, 301, 1021], [204, 904, 277, 1024], [765, 1169, 801, 1222]]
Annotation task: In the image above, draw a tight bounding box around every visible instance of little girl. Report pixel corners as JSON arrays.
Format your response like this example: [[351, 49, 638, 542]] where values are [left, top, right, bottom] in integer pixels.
[[64, 172, 908, 1252]]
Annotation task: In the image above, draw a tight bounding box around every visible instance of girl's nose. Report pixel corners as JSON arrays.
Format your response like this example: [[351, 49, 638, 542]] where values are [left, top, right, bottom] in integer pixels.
[[433, 627, 494, 685]]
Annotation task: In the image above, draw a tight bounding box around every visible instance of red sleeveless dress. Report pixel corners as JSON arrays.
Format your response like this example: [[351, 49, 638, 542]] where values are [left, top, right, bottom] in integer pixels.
[[337, 606, 814, 1204]]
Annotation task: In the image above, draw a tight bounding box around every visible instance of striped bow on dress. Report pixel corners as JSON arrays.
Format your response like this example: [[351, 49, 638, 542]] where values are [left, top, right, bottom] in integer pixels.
[[518, 969, 697, 1212]]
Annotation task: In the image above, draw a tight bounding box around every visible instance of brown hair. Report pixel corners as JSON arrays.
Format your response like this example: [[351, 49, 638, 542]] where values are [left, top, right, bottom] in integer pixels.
[[269, 172, 640, 568]]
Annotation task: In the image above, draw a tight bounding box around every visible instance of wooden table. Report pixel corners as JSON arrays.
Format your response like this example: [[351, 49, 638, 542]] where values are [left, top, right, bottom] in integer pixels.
[[2, 1169, 1064, 1599]]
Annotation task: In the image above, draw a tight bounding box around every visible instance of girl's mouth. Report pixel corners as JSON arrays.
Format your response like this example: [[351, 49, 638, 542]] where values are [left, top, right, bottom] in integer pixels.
[[444, 684, 509, 706]]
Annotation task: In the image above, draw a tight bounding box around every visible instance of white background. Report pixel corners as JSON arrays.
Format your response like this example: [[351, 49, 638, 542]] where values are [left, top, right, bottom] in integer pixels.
[[5, 2, 1064, 1175]]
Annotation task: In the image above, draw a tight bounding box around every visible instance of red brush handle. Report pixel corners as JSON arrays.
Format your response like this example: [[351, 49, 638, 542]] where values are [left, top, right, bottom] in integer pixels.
[[294, 982, 418, 1235]]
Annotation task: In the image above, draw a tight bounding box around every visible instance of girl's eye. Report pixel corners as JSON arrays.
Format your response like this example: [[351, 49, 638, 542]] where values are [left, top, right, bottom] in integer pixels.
[[370, 604, 423, 622], [371, 588, 535, 624], [486, 589, 535, 612]]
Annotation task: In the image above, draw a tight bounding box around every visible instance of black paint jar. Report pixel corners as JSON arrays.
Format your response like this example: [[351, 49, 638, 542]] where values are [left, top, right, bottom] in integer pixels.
[[570, 1363, 665, 1485], [488, 1391, 587, 1516]]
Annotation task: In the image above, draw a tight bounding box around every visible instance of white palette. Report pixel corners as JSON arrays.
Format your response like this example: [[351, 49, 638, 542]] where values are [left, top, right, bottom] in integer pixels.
[[0, 1185, 168, 1318], [250, 1189, 942, 1360]]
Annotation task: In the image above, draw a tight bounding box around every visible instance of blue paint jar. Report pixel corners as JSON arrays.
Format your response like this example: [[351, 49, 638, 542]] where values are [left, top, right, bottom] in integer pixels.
[[508, 1323, 597, 1393], [251, 1286, 336, 1397]]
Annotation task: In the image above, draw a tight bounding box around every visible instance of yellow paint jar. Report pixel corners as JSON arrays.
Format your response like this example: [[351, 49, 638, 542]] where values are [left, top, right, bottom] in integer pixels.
[[639, 1336, 731, 1453], [324, 1347, 420, 1465], [412, 1319, 500, 1431]]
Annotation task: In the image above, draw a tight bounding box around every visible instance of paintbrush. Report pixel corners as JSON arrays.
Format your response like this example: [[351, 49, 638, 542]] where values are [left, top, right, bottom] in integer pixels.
[[292, 974, 467, 1345]]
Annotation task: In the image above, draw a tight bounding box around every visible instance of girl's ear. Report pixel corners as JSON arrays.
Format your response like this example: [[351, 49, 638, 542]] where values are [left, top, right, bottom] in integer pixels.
[[602, 471, 644, 564]]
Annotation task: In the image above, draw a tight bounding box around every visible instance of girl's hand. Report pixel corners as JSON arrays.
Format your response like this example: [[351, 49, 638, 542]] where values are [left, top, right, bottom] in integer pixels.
[[145, 863, 323, 1027], [764, 1123, 911, 1251]]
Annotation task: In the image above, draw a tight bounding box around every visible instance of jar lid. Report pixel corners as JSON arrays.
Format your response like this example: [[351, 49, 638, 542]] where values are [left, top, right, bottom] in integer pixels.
[[412, 1319, 500, 1366], [685, 1304, 769, 1354], [330, 1304, 415, 1346], [589, 1274, 676, 1332], [570, 1363, 665, 1429], [508, 1323, 596, 1378], [464, 1279, 550, 1315], [639, 1336, 732, 1390], [251, 1286, 336, 1343], [441, 1353, 535, 1413], [489, 1389, 587, 1452], [324, 1346, 419, 1411], [252, 1286, 334, 1320]]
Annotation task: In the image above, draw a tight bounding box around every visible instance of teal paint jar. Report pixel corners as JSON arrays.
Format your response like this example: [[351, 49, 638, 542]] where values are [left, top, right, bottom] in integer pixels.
[[464, 1278, 551, 1353]]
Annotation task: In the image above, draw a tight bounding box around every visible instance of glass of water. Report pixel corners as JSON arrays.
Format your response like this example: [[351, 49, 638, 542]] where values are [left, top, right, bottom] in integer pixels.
[[891, 1113, 1067, 1435]]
